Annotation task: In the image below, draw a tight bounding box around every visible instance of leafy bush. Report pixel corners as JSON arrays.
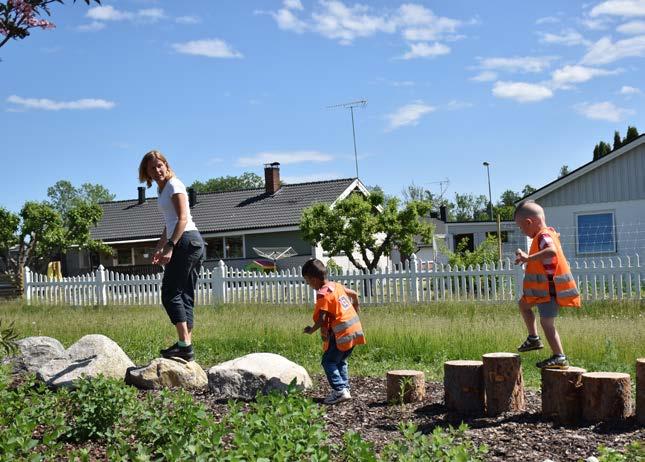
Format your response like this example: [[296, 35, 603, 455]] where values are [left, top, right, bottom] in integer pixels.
[[595, 442, 644, 462], [0, 319, 18, 358]]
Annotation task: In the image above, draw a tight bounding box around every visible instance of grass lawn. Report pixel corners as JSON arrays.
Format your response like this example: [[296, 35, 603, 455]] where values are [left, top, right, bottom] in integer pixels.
[[1, 300, 642, 387]]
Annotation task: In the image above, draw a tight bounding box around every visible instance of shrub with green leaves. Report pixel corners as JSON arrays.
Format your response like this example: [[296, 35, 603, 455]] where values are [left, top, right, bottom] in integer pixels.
[[0, 319, 18, 358], [594, 442, 644, 462]]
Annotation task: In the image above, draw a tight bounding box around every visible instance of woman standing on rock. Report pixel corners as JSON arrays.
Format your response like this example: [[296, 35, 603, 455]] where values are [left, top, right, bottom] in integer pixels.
[[139, 150, 204, 361]]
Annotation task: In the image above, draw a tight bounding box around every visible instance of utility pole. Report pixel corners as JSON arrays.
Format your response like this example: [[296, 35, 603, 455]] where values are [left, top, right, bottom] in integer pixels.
[[483, 161, 493, 221], [328, 99, 367, 178]]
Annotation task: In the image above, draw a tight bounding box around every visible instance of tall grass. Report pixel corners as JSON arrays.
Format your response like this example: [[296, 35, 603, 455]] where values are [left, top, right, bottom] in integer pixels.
[[1, 300, 642, 387]]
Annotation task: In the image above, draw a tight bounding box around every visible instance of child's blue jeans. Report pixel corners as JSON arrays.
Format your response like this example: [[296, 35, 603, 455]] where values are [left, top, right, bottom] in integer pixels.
[[321, 333, 354, 391]]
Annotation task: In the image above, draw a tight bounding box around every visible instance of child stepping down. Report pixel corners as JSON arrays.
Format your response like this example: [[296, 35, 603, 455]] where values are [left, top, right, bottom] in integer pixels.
[[514, 201, 581, 369]]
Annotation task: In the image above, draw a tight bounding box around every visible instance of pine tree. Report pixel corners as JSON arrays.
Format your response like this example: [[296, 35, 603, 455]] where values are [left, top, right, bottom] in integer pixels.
[[613, 131, 622, 150], [593, 144, 600, 160], [624, 126, 639, 144]]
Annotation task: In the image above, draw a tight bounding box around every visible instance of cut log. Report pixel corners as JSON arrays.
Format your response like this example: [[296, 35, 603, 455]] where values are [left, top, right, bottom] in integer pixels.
[[636, 358, 645, 425], [582, 372, 632, 423], [444, 360, 485, 415], [482, 352, 525, 416], [541, 367, 586, 423], [386, 370, 425, 404]]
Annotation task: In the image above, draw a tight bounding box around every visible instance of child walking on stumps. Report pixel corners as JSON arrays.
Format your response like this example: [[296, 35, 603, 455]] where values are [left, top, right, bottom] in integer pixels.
[[302, 259, 366, 404], [514, 200, 581, 369]]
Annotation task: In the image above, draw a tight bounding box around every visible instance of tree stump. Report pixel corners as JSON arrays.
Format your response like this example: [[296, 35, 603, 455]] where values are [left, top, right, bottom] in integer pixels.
[[482, 352, 525, 416], [541, 367, 586, 423], [636, 358, 645, 425], [444, 360, 485, 415], [582, 372, 632, 423], [386, 370, 425, 404]]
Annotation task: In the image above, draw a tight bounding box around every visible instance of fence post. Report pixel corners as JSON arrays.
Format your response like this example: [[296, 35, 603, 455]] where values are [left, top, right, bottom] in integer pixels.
[[23, 266, 31, 305], [212, 260, 227, 304], [636, 254, 641, 301], [410, 254, 419, 303], [513, 263, 524, 300], [96, 265, 107, 306]]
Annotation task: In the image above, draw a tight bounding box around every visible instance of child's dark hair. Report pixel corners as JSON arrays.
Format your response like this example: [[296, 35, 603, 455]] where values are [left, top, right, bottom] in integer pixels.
[[302, 258, 327, 280]]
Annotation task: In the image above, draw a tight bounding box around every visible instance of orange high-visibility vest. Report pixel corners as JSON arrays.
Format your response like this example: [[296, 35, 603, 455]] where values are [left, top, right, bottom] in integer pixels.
[[521, 227, 581, 307], [313, 282, 366, 352]]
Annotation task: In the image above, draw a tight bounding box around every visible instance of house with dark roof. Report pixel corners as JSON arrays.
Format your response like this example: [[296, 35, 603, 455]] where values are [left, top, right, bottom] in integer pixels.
[[520, 134, 645, 259], [65, 163, 371, 275]]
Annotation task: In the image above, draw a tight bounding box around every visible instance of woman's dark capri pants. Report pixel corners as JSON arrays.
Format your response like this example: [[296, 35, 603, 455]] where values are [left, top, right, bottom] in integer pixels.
[[161, 230, 205, 329]]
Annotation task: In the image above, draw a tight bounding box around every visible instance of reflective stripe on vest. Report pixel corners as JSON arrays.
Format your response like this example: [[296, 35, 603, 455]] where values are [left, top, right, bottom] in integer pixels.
[[524, 288, 549, 297], [524, 273, 549, 283], [337, 330, 365, 345], [557, 287, 579, 298], [553, 273, 575, 283], [332, 315, 360, 334]]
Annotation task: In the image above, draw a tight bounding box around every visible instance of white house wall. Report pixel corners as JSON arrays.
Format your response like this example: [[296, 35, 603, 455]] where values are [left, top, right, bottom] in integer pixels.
[[542, 198, 645, 259]]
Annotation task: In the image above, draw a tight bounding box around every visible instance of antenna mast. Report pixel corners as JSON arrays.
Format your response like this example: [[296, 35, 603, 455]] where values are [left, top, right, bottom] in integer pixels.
[[328, 99, 367, 178]]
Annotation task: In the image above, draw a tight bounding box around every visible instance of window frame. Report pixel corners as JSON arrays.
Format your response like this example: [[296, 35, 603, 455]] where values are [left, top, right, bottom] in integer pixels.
[[575, 210, 617, 256]]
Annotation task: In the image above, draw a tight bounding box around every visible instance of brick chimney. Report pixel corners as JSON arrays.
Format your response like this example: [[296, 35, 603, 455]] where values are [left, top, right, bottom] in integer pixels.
[[439, 205, 447, 222], [137, 186, 146, 204], [264, 162, 281, 195]]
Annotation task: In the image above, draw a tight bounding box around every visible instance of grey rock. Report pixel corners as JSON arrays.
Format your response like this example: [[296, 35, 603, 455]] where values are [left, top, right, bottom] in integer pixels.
[[36, 334, 134, 388], [207, 352, 312, 400], [6, 336, 66, 374], [125, 357, 208, 390], [585, 457, 599, 462]]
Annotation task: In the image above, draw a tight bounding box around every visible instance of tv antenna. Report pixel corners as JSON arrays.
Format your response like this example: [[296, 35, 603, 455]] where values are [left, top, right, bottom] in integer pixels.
[[327, 99, 367, 178], [426, 177, 450, 199]]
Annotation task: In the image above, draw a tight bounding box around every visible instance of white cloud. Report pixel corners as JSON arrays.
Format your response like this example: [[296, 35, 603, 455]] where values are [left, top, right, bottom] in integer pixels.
[[445, 100, 473, 110], [236, 151, 334, 167], [282, 173, 341, 184], [172, 39, 243, 58], [85, 5, 165, 28], [271, 8, 307, 33], [617, 20, 645, 33], [7, 95, 115, 111], [492, 81, 554, 103], [77, 21, 106, 32], [551, 65, 621, 87], [582, 35, 645, 64], [619, 85, 641, 94], [87, 5, 133, 21], [470, 70, 498, 82], [574, 101, 635, 122], [478, 56, 556, 73], [137, 8, 165, 21], [401, 42, 450, 59], [385, 102, 436, 131], [283, 0, 304, 10], [176, 15, 201, 25], [536, 16, 561, 25], [311, 1, 395, 44], [538, 30, 590, 46], [580, 17, 611, 30], [590, 0, 645, 17]]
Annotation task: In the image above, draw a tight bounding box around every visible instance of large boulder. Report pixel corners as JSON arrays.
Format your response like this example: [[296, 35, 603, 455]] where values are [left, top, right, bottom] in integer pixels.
[[125, 357, 208, 390], [36, 334, 134, 388], [6, 336, 66, 375], [207, 352, 312, 400]]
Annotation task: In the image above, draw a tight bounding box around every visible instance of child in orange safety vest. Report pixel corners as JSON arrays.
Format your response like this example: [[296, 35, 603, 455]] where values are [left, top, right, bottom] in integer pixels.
[[302, 258, 366, 404], [514, 200, 581, 369]]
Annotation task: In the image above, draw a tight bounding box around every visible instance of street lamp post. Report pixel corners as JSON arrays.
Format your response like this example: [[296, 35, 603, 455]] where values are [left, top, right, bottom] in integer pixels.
[[483, 161, 493, 221]]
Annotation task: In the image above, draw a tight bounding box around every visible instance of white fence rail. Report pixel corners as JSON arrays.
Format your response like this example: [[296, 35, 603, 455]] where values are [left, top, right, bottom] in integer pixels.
[[23, 254, 642, 306]]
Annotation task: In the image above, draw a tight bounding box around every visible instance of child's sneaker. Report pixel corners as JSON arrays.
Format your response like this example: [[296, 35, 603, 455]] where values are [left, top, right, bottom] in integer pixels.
[[517, 336, 544, 352], [323, 388, 351, 404], [160, 343, 195, 362], [536, 355, 568, 369]]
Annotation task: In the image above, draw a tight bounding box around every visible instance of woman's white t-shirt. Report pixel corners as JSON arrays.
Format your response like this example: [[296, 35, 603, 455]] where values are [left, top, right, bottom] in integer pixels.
[[157, 177, 198, 239]]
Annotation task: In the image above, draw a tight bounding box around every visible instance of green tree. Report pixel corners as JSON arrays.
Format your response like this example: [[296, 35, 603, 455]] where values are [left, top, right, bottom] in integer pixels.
[[521, 185, 536, 197], [401, 182, 434, 206], [453, 193, 488, 221], [300, 191, 433, 272], [439, 235, 500, 268], [46, 180, 114, 219], [0, 200, 110, 290], [558, 165, 570, 178], [0, 0, 100, 49], [499, 190, 520, 206], [613, 131, 622, 150], [190, 172, 264, 193], [624, 125, 639, 144]]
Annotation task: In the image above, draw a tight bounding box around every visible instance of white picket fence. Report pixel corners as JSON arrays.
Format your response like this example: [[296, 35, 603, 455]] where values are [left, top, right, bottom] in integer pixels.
[[23, 254, 643, 306]]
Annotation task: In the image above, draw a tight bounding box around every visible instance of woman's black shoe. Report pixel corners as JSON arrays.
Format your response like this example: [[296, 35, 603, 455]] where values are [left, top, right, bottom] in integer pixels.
[[160, 343, 195, 361]]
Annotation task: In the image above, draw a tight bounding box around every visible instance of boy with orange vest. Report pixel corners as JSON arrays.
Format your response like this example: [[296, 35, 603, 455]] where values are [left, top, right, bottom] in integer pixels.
[[302, 259, 366, 404], [514, 200, 581, 369]]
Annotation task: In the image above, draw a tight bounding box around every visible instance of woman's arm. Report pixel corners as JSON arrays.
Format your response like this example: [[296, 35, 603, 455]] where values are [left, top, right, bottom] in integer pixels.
[[167, 193, 188, 245]]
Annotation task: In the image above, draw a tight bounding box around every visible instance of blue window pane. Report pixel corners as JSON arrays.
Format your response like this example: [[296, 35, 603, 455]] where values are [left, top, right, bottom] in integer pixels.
[[577, 213, 615, 253]]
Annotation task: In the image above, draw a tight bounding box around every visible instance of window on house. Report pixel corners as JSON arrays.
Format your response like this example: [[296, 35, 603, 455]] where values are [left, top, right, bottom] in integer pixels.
[[454, 233, 474, 253], [116, 249, 132, 265], [577, 212, 616, 254], [206, 238, 224, 259], [225, 236, 244, 258], [486, 231, 509, 243]]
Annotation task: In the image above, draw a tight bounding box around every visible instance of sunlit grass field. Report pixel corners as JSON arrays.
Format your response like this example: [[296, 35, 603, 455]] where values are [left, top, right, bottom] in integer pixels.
[[1, 300, 642, 387]]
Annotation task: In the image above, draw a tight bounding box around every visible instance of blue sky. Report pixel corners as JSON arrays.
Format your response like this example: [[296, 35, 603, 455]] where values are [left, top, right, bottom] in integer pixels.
[[1, 0, 644, 213]]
